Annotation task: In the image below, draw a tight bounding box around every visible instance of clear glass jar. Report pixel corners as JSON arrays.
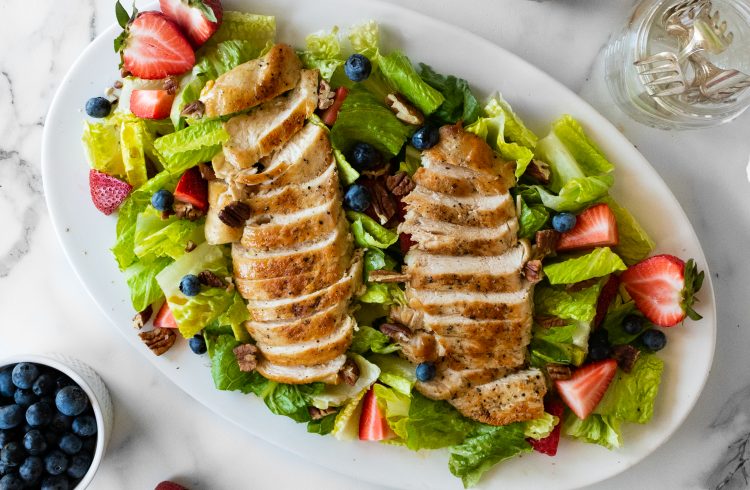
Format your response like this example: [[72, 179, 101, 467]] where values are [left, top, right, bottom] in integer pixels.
[[605, 0, 750, 129]]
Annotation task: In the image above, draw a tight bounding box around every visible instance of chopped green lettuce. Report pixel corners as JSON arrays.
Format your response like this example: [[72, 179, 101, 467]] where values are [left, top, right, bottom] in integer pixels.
[[369, 354, 416, 396], [529, 338, 586, 367], [405, 393, 475, 450], [596, 354, 664, 424], [544, 247, 627, 285], [600, 301, 646, 345], [133, 207, 204, 261], [299, 26, 343, 81], [524, 412, 558, 440], [517, 195, 549, 239], [601, 196, 655, 265], [307, 411, 337, 435], [534, 282, 601, 324], [210, 334, 256, 392], [535, 175, 614, 212], [399, 145, 422, 176], [378, 51, 444, 114], [331, 88, 412, 157], [217, 292, 251, 342], [346, 210, 399, 249], [534, 323, 578, 344], [119, 119, 151, 187], [350, 326, 399, 355], [358, 283, 407, 306], [373, 384, 411, 442], [204, 11, 276, 47], [418, 64, 481, 125], [311, 354, 379, 409], [123, 257, 171, 312], [82, 121, 125, 178], [333, 147, 360, 185], [347, 20, 380, 59], [332, 389, 367, 440], [563, 413, 623, 450], [448, 423, 531, 488], [153, 119, 229, 174]]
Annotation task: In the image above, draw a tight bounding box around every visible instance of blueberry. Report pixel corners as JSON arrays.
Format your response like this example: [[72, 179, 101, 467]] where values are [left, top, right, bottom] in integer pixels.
[[411, 125, 439, 150], [44, 450, 68, 476], [44, 431, 59, 447], [343, 184, 371, 212], [57, 434, 82, 456], [19, 456, 42, 483], [415, 362, 436, 382], [11, 364, 38, 390], [0, 432, 11, 448], [22, 430, 46, 456], [189, 335, 207, 355], [588, 343, 611, 361], [49, 413, 72, 434], [344, 53, 372, 82], [588, 328, 609, 347], [55, 387, 88, 417], [26, 402, 53, 427], [1, 442, 24, 466], [622, 314, 645, 335], [349, 142, 381, 170], [41, 474, 70, 490], [0, 406, 23, 430], [0, 474, 24, 490], [179, 274, 201, 296], [81, 437, 96, 453], [84, 97, 111, 118], [66, 453, 91, 479], [32, 374, 56, 398], [641, 329, 667, 352], [151, 189, 174, 212], [13, 390, 34, 408], [552, 212, 577, 233], [71, 416, 96, 438], [0, 369, 13, 398], [54, 376, 74, 392], [0, 461, 10, 477]]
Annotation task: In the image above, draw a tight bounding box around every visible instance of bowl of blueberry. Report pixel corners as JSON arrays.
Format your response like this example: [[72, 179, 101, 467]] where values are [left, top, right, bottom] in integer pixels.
[[0, 355, 113, 489]]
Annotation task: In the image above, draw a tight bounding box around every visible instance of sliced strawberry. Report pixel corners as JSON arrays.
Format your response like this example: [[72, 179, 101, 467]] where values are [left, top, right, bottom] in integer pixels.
[[321, 87, 349, 126], [556, 359, 617, 420], [119, 11, 195, 80], [399, 233, 414, 254], [130, 89, 175, 119], [154, 302, 178, 329], [594, 274, 621, 328], [174, 167, 208, 211], [557, 203, 619, 252], [154, 481, 188, 490], [528, 399, 565, 456], [159, 0, 223, 47], [359, 387, 392, 441], [89, 169, 132, 215], [621, 254, 704, 327]]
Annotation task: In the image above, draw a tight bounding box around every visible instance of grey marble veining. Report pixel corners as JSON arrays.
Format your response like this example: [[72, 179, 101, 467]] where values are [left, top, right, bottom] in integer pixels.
[[1, 0, 750, 489]]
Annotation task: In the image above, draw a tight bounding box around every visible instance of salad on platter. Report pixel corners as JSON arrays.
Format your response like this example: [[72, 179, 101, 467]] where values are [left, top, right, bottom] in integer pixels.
[[78, 0, 706, 486]]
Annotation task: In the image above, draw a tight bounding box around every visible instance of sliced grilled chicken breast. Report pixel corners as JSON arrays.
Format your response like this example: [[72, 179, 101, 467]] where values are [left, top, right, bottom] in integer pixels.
[[200, 44, 302, 118], [257, 354, 348, 385], [257, 315, 355, 366], [246, 301, 349, 346], [400, 215, 519, 256]]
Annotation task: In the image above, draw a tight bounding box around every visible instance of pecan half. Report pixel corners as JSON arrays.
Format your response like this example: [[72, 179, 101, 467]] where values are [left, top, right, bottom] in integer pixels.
[[546, 363, 572, 381], [139, 328, 177, 356], [526, 159, 551, 184], [218, 201, 251, 228], [163, 76, 178, 95], [198, 162, 216, 181], [368, 270, 409, 283], [524, 259, 544, 284], [233, 344, 259, 372], [611, 344, 640, 373], [181, 100, 205, 118], [385, 93, 425, 126], [132, 305, 153, 330], [113, 80, 124, 89], [370, 179, 398, 225], [379, 323, 412, 344], [533, 229, 560, 259], [174, 201, 205, 221], [308, 406, 337, 420], [198, 270, 225, 288], [318, 79, 335, 110], [386, 171, 416, 197], [184, 240, 197, 253], [339, 357, 360, 386]]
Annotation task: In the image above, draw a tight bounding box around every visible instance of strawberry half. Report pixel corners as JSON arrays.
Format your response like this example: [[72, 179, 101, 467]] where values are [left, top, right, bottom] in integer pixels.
[[321, 87, 349, 126], [557, 203, 619, 252], [115, 5, 195, 80], [621, 254, 704, 327], [159, 0, 223, 48], [528, 398, 565, 456], [556, 359, 617, 420], [174, 167, 208, 211], [89, 169, 132, 215], [130, 89, 176, 119], [359, 387, 392, 441], [154, 302, 178, 329]]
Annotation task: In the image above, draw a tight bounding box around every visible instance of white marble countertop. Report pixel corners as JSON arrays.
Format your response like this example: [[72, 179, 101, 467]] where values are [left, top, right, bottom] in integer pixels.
[[2, 0, 749, 489]]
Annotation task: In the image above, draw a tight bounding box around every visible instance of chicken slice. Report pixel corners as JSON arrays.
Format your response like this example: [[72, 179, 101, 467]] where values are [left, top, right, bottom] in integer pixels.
[[400, 214, 519, 256], [257, 354, 348, 385], [402, 185, 515, 228], [406, 287, 533, 319], [247, 301, 349, 346], [422, 124, 516, 177], [246, 164, 339, 217], [257, 315, 355, 366], [414, 162, 513, 197], [200, 44, 302, 118]]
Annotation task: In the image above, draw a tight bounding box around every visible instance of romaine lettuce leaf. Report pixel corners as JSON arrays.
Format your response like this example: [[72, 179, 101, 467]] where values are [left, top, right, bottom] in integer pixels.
[[350, 326, 399, 355], [153, 119, 228, 174], [600, 300, 646, 345], [373, 384, 410, 441], [133, 207, 204, 261], [596, 354, 663, 424], [418, 63, 481, 125], [524, 412, 558, 440], [399, 145, 422, 176], [331, 88, 412, 157], [217, 291, 251, 342], [601, 196, 655, 265], [82, 121, 125, 178], [346, 210, 399, 249], [369, 354, 416, 396], [517, 195, 549, 239], [332, 389, 367, 440], [534, 282, 602, 324], [448, 423, 531, 488], [120, 119, 149, 188], [405, 392, 475, 450], [544, 247, 627, 285], [358, 283, 406, 306], [378, 51, 444, 115], [347, 20, 380, 59], [311, 354, 379, 409], [123, 257, 171, 312], [534, 174, 613, 212], [204, 11, 276, 47], [299, 26, 343, 81], [534, 323, 578, 344], [333, 147, 360, 186], [563, 413, 622, 449], [307, 411, 337, 435], [363, 248, 398, 276], [529, 338, 586, 367]]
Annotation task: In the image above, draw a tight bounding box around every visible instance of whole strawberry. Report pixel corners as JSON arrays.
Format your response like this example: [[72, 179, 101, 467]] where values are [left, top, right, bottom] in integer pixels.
[[159, 0, 223, 48], [89, 169, 132, 215]]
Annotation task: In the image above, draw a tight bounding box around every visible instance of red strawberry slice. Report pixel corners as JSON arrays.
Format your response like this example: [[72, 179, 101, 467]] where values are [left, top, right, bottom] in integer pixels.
[[174, 167, 208, 211], [154, 481, 188, 490], [321, 87, 349, 126], [359, 387, 392, 441], [557, 203, 619, 252], [89, 169, 132, 215], [556, 359, 617, 420], [154, 302, 178, 329], [120, 11, 195, 80], [130, 89, 176, 119], [159, 0, 223, 48], [621, 254, 704, 327], [399, 233, 414, 254], [594, 274, 621, 328], [528, 399, 565, 456]]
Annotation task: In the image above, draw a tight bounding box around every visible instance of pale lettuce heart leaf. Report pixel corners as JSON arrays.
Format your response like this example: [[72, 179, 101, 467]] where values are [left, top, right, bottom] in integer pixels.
[[369, 354, 417, 396], [153, 119, 229, 174], [332, 389, 367, 440], [543, 247, 627, 285], [373, 383, 411, 442], [119, 119, 149, 188], [347, 20, 380, 59], [524, 412, 558, 440], [563, 413, 623, 450], [333, 147, 360, 186], [350, 326, 399, 355], [534, 282, 602, 323], [311, 354, 380, 409], [299, 26, 343, 81], [133, 207, 204, 261], [82, 121, 125, 178], [596, 354, 664, 424], [204, 11, 276, 47], [346, 210, 399, 249]]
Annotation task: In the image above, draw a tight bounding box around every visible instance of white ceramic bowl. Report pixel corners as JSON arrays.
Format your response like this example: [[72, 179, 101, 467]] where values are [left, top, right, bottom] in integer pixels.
[[1, 354, 113, 489]]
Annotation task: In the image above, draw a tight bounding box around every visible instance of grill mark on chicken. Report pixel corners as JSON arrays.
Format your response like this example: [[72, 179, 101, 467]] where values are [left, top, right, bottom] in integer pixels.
[[395, 124, 546, 426]]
